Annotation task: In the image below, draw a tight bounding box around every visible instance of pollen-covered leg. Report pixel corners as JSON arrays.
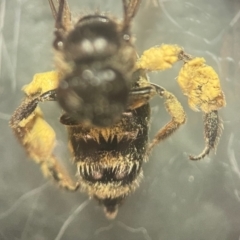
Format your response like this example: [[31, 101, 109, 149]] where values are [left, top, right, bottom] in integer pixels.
[[137, 44, 226, 159], [23, 71, 60, 96], [10, 91, 79, 191], [136, 44, 182, 71], [189, 110, 223, 160], [177, 53, 226, 113], [41, 155, 79, 191], [147, 84, 186, 154], [178, 53, 226, 159]]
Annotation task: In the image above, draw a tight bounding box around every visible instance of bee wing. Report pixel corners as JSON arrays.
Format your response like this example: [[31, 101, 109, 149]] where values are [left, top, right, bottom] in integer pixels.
[[122, 0, 141, 32], [48, 0, 72, 31], [48, 0, 58, 19]]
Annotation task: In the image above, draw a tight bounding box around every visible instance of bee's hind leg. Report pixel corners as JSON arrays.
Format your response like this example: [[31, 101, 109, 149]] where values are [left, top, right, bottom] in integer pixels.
[[10, 89, 79, 191]]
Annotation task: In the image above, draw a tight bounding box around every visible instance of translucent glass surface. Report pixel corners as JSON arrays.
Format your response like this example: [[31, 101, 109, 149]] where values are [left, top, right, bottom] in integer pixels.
[[0, 0, 239, 239]]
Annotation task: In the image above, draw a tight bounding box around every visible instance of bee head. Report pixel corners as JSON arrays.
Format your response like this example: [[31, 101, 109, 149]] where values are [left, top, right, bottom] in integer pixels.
[[62, 15, 121, 62]]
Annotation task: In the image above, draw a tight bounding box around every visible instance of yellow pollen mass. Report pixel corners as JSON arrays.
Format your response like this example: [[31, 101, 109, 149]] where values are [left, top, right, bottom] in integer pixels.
[[178, 58, 226, 112], [136, 44, 182, 71]]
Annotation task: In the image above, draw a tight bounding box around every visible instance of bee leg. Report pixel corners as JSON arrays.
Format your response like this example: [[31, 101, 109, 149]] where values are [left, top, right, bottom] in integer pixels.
[[127, 85, 157, 110], [178, 52, 226, 160], [10, 90, 79, 191], [136, 44, 182, 71], [40, 155, 80, 191], [137, 44, 226, 159], [189, 110, 223, 160], [23, 71, 59, 96], [147, 84, 186, 154]]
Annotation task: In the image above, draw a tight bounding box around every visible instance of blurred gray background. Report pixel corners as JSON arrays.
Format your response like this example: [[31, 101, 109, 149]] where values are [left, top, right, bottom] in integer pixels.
[[0, 0, 240, 239]]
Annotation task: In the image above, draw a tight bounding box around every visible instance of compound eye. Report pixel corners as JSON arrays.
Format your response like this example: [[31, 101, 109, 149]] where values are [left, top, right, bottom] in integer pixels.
[[57, 68, 129, 127]]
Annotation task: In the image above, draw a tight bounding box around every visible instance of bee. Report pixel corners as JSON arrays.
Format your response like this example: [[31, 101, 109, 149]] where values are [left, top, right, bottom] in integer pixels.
[[10, 0, 226, 219]]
